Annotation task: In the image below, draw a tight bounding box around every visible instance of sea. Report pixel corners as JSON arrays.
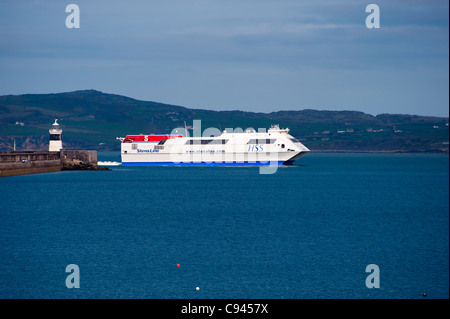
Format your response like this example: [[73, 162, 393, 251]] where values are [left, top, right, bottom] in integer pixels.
[[0, 152, 448, 299]]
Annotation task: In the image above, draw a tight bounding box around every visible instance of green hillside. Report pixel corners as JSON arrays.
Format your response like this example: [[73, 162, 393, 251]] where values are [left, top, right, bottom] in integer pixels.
[[0, 90, 448, 153]]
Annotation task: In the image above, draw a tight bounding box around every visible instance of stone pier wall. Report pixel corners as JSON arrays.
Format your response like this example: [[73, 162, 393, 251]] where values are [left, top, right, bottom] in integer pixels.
[[0, 151, 62, 177], [0, 150, 102, 177]]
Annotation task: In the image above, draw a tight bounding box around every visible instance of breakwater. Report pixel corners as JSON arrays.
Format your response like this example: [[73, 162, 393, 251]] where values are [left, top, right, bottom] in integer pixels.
[[0, 150, 109, 177]]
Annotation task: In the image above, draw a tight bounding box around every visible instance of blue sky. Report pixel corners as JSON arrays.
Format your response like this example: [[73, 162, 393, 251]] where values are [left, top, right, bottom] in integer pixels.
[[0, 0, 448, 116]]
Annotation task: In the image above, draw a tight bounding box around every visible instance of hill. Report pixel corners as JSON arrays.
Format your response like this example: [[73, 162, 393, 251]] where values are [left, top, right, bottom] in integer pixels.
[[0, 90, 448, 153]]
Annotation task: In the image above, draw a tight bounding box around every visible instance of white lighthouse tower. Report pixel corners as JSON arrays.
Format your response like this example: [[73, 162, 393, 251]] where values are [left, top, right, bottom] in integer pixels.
[[49, 119, 63, 152]]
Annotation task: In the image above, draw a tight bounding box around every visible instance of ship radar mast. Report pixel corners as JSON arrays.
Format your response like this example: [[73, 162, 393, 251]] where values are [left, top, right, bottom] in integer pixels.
[[268, 124, 290, 134]]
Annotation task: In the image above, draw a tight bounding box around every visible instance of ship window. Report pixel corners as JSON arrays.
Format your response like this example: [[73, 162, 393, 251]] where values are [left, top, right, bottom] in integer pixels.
[[132, 143, 138, 150], [154, 145, 164, 150], [49, 134, 61, 141], [185, 139, 215, 145], [247, 139, 276, 144], [290, 138, 301, 143], [209, 139, 229, 145]]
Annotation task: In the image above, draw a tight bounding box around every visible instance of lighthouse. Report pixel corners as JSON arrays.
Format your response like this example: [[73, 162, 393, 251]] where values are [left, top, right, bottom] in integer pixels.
[[49, 119, 63, 152]]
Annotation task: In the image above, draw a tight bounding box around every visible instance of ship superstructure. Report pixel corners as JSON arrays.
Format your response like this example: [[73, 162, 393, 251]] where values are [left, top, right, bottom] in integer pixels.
[[118, 125, 309, 166]]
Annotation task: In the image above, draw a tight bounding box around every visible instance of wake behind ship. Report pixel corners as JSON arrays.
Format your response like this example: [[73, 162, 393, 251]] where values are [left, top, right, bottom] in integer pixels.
[[117, 125, 309, 166]]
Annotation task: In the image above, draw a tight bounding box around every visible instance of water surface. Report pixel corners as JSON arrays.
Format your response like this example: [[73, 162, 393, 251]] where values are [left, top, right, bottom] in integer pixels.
[[0, 153, 448, 299]]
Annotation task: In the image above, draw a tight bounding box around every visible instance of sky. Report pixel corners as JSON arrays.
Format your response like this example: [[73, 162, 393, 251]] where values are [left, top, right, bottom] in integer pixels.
[[0, 0, 448, 117]]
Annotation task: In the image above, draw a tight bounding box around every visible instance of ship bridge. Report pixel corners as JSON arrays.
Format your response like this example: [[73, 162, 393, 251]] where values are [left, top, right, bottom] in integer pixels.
[[268, 124, 290, 134]]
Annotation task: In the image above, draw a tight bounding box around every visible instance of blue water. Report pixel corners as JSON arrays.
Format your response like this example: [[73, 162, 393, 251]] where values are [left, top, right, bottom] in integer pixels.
[[0, 153, 448, 299]]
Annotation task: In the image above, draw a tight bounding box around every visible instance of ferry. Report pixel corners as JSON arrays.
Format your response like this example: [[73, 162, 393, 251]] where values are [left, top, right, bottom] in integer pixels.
[[117, 124, 309, 166]]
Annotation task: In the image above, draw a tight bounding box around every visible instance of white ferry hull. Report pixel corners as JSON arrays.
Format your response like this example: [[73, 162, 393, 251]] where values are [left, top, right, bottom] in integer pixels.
[[121, 150, 308, 166], [119, 125, 310, 166]]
